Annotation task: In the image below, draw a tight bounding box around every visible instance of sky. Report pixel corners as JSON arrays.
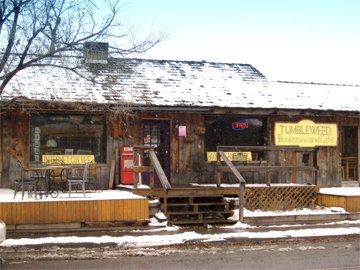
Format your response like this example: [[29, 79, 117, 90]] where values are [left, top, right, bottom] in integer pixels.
[[119, 0, 360, 84]]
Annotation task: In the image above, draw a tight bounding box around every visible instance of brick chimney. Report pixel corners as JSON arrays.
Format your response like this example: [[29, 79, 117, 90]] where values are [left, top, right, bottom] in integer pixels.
[[83, 42, 109, 64]]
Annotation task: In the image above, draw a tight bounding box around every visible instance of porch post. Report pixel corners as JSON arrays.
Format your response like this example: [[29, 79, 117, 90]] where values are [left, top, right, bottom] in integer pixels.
[[216, 147, 221, 187], [239, 181, 245, 223], [133, 148, 138, 189]]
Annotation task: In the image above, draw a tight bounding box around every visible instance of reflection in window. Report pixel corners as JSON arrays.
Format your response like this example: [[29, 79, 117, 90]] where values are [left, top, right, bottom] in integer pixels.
[[30, 114, 106, 163]]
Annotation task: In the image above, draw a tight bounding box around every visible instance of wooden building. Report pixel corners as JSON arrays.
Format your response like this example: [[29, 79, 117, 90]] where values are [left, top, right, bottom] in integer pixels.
[[0, 51, 359, 190]]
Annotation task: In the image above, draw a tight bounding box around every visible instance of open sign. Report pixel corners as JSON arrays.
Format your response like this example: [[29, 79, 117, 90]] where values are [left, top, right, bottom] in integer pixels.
[[232, 120, 249, 131]]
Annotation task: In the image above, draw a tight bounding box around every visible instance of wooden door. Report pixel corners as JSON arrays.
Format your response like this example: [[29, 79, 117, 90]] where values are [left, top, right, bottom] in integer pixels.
[[142, 120, 171, 185]]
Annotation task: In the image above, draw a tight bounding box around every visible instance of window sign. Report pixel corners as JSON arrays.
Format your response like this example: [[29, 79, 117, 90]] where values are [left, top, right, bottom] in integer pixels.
[[274, 119, 338, 147], [232, 119, 249, 131], [42, 155, 95, 164], [207, 151, 252, 162], [33, 127, 41, 162]]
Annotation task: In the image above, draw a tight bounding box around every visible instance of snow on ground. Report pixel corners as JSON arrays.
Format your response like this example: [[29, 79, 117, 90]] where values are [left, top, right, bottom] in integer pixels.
[[1, 219, 360, 248], [4, 185, 359, 203], [1, 187, 359, 248], [319, 187, 360, 196], [243, 206, 348, 217], [1, 188, 143, 202]]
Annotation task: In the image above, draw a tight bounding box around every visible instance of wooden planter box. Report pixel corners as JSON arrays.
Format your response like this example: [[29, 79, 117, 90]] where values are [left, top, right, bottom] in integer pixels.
[[317, 192, 360, 212]]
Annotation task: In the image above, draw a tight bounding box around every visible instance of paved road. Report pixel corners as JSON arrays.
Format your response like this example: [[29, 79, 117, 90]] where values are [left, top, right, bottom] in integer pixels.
[[1, 237, 359, 270]]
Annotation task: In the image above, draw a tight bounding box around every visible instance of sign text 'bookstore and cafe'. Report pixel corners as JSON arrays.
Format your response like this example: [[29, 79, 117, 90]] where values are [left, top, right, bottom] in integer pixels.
[[274, 119, 338, 147]]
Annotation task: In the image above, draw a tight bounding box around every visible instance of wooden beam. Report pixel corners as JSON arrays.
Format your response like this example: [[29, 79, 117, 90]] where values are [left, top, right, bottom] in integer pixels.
[[148, 149, 172, 190], [218, 151, 246, 183], [217, 146, 318, 152], [132, 166, 154, 173], [218, 165, 318, 172], [108, 160, 115, 189]]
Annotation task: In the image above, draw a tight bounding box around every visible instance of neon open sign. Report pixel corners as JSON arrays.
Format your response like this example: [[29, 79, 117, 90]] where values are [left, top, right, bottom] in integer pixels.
[[232, 119, 249, 131]]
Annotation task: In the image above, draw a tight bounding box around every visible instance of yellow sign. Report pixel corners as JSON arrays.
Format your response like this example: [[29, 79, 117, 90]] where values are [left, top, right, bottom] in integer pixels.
[[274, 120, 338, 147], [42, 155, 95, 164], [207, 152, 252, 162]]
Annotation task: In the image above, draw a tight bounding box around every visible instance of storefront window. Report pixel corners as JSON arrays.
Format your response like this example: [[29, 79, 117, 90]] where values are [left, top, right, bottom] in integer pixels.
[[204, 116, 267, 153], [30, 114, 106, 163]]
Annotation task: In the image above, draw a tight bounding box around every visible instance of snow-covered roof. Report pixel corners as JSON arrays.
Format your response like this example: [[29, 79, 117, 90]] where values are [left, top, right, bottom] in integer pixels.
[[1, 58, 360, 112]]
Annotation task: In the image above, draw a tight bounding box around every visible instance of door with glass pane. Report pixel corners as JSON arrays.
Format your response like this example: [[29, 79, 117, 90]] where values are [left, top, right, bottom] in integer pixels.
[[142, 120, 170, 185], [341, 126, 358, 181]]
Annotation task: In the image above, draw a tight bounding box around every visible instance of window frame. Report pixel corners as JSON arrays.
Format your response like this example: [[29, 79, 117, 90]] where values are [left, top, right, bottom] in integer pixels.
[[29, 113, 107, 163]]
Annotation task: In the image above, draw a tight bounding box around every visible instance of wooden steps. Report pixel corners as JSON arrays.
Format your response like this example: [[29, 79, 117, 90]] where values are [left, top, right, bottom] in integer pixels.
[[161, 195, 237, 225], [127, 185, 241, 225]]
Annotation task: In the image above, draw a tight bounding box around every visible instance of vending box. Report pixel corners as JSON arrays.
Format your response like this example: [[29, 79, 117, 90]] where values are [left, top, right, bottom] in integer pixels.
[[120, 146, 134, 184]]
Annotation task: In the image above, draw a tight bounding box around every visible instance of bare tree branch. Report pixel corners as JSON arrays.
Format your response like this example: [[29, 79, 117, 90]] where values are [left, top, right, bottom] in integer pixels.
[[0, 0, 165, 95]]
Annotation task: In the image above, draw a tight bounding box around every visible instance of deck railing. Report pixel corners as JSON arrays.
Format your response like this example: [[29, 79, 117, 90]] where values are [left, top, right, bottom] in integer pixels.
[[216, 146, 318, 185], [216, 150, 246, 222], [132, 145, 172, 213], [215, 145, 319, 222]]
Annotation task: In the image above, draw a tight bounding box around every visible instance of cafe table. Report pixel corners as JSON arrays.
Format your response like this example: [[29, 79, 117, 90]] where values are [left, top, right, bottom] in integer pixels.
[[24, 164, 85, 199]]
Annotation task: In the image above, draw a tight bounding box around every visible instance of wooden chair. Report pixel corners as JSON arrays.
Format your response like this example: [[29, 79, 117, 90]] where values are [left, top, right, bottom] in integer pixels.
[[68, 163, 90, 197], [87, 160, 98, 191], [14, 161, 38, 200]]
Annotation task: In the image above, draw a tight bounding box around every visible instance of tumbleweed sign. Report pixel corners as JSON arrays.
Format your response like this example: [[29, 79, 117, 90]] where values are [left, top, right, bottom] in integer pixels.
[[274, 119, 338, 147]]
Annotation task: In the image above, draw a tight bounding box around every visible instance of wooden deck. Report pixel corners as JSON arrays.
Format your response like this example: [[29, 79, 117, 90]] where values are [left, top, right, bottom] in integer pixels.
[[0, 189, 149, 227], [127, 184, 241, 198], [121, 183, 319, 211], [317, 189, 360, 212]]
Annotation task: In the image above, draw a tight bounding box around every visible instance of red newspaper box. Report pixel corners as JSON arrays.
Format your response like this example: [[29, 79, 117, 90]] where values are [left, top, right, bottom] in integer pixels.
[[120, 146, 134, 184]]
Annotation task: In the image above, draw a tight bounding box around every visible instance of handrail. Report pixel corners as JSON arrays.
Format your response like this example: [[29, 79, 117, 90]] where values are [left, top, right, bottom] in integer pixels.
[[132, 145, 172, 191], [216, 151, 246, 186], [215, 145, 319, 222], [148, 149, 172, 190], [216, 151, 246, 222], [217, 145, 319, 152]]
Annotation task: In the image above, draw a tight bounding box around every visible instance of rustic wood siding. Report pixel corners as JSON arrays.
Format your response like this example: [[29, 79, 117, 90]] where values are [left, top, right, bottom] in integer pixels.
[[0, 198, 148, 225], [0, 111, 30, 188], [130, 112, 209, 185], [1, 109, 358, 188], [124, 112, 359, 187], [268, 115, 345, 187]]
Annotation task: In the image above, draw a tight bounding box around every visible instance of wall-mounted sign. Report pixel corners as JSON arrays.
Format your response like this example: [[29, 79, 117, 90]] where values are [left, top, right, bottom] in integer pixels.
[[274, 119, 338, 147], [232, 119, 249, 131]]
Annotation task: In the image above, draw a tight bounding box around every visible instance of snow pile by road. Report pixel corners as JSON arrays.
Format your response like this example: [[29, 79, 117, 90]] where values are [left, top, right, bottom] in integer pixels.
[[2, 218, 360, 248]]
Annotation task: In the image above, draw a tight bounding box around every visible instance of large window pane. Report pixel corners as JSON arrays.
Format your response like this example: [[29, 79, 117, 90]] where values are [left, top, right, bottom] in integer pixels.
[[30, 114, 106, 163], [204, 116, 267, 153]]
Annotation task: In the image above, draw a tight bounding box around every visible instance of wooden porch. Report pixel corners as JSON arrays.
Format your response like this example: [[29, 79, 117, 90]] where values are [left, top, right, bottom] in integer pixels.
[[121, 183, 320, 225], [126, 145, 321, 225], [317, 188, 360, 212], [0, 189, 149, 229], [128, 183, 319, 210]]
